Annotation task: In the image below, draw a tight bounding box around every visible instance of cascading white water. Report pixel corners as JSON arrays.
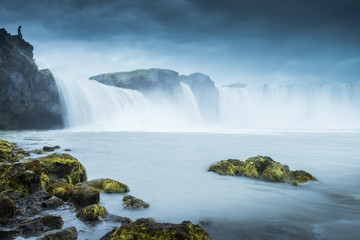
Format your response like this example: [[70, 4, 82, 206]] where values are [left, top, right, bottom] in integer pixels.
[[218, 82, 360, 130], [55, 75, 202, 131], [55, 74, 360, 131]]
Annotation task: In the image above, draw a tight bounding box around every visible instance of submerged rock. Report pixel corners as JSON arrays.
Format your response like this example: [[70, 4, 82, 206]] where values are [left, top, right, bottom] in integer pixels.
[[0, 28, 63, 130], [43, 145, 60, 152], [105, 214, 132, 225], [101, 218, 210, 240], [76, 204, 107, 221], [122, 195, 150, 209], [47, 182, 99, 208], [19, 215, 63, 234], [78, 178, 129, 193], [36, 226, 78, 240], [209, 155, 317, 186], [39, 153, 87, 185]]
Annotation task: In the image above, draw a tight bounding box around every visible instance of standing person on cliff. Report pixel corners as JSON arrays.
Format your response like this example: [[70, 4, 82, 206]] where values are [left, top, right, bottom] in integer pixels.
[[18, 25, 22, 39]]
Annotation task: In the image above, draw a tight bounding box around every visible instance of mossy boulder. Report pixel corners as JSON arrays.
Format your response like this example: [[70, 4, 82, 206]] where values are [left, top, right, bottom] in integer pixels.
[[76, 204, 107, 221], [0, 139, 16, 161], [47, 182, 100, 208], [39, 153, 87, 185], [102, 218, 210, 240], [0, 160, 49, 195], [209, 155, 317, 186], [0, 195, 16, 219], [122, 195, 150, 209], [79, 178, 130, 193]]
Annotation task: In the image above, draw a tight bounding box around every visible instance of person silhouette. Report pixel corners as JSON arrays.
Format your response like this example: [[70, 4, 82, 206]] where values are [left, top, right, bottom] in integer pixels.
[[18, 26, 23, 39]]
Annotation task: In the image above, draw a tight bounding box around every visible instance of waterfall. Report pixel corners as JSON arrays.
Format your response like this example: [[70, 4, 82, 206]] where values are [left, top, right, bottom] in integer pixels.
[[55, 74, 360, 131], [55, 75, 202, 131], [218, 82, 360, 130]]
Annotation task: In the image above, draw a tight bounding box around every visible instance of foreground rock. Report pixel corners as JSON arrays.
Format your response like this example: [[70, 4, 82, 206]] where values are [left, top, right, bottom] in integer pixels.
[[209, 155, 317, 186], [78, 178, 129, 193], [0, 28, 63, 130], [101, 218, 210, 240], [36, 226, 78, 240], [123, 195, 150, 209], [39, 153, 87, 185], [47, 182, 100, 208], [76, 204, 107, 221], [0, 160, 48, 195], [19, 215, 63, 234]]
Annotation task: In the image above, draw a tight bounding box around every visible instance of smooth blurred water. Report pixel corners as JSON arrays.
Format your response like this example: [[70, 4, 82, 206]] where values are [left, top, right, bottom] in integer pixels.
[[1, 130, 359, 240]]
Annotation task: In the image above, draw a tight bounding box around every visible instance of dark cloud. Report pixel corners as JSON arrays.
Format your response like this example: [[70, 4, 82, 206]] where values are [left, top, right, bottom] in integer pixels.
[[1, 0, 359, 82]]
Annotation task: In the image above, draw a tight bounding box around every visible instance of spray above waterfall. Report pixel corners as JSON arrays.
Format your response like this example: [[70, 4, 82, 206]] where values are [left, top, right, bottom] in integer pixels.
[[55, 69, 360, 132]]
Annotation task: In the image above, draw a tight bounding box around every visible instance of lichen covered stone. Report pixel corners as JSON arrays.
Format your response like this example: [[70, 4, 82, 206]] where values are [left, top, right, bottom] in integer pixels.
[[47, 182, 99, 208], [39, 153, 87, 185], [76, 204, 107, 221], [0, 160, 49, 195], [209, 155, 317, 186], [122, 195, 150, 209], [103, 218, 210, 240], [0, 139, 16, 161], [79, 178, 130, 193]]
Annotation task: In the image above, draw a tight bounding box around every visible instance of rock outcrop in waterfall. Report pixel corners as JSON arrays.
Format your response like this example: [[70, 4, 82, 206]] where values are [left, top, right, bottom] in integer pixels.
[[89, 68, 181, 96], [90, 69, 219, 120], [0, 28, 63, 129]]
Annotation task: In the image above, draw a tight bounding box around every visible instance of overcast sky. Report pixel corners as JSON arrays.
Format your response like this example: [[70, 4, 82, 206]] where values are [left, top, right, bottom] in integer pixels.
[[1, 0, 360, 85]]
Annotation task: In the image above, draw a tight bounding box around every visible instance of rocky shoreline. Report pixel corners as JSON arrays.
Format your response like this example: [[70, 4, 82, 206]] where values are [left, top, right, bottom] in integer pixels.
[[0, 139, 210, 239]]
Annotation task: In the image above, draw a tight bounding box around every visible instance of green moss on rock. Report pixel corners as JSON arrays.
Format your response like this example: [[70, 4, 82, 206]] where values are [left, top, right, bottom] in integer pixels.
[[79, 178, 130, 193], [209, 155, 317, 186], [106, 218, 210, 240], [0, 139, 16, 161], [39, 153, 87, 185], [0, 160, 49, 195], [76, 204, 107, 221], [47, 182, 99, 208], [123, 195, 150, 209]]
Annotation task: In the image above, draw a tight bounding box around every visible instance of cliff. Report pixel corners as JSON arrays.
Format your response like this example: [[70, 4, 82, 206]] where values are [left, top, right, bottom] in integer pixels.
[[0, 28, 63, 129]]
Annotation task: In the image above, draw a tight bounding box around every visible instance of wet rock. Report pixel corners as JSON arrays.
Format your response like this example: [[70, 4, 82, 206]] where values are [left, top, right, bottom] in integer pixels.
[[39, 153, 87, 185], [64, 149, 71, 152], [36, 226, 78, 240], [209, 155, 317, 185], [19, 215, 63, 234], [41, 196, 67, 209], [76, 204, 107, 221], [47, 182, 99, 208], [122, 195, 150, 209], [0, 228, 21, 239], [78, 178, 129, 193], [0, 195, 16, 219], [0, 160, 49, 196], [0, 139, 16, 161], [101, 218, 210, 240], [43, 145, 60, 152], [105, 214, 132, 225], [33, 149, 45, 155]]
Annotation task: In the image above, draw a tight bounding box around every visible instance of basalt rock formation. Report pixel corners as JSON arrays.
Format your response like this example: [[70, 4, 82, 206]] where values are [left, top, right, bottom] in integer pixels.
[[0, 28, 63, 130]]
